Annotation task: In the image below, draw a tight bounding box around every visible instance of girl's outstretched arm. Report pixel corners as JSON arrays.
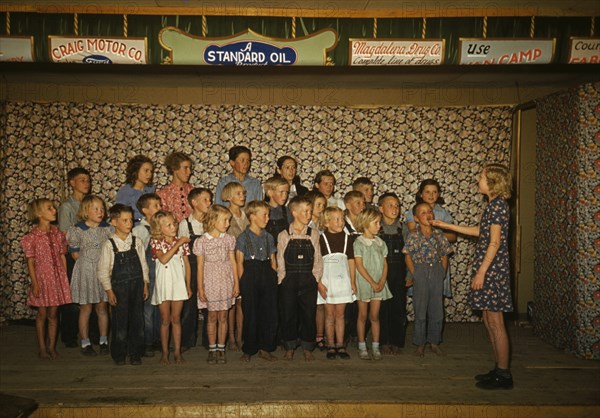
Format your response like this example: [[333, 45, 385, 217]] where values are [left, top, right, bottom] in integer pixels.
[[431, 220, 479, 237], [472, 224, 501, 290], [155, 237, 190, 265]]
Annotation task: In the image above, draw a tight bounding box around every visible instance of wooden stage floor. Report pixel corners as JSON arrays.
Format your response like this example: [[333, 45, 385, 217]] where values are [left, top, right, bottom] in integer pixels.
[[1, 321, 599, 418]]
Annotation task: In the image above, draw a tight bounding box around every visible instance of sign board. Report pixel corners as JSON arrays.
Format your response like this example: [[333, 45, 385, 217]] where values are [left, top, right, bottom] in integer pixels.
[[159, 27, 337, 65], [349, 39, 445, 65], [48, 36, 148, 64], [458, 38, 555, 64], [568, 37, 600, 64], [0, 36, 35, 62]]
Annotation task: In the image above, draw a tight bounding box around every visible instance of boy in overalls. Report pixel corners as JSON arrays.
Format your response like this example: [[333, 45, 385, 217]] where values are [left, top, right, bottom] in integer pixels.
[[276, 196, 323, 361], [98, 204, 150, 365]]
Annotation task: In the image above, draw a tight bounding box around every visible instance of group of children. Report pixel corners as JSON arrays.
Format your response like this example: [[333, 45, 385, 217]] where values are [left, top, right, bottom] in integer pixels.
[[21, 145, 514, 390]]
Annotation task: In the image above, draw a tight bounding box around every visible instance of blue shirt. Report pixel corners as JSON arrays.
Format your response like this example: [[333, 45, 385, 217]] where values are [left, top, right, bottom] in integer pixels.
[[403, 227, 451, 265], [115, 183, 156, 221], [215, 173, 263, 206], [235, 228, 276, 261]]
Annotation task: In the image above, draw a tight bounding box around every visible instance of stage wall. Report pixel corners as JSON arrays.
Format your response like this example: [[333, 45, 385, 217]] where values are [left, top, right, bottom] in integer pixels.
[[0, 102, 512, 322]]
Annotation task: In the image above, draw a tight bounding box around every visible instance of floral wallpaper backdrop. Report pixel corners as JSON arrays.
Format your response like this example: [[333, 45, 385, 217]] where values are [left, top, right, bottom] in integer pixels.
[[535, 82, 600, 359], [0, 102, 512, 322]]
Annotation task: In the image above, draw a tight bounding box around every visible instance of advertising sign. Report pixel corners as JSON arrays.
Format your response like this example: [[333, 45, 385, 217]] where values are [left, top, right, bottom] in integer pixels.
[[48, 36, 148, 64], [159, 27, 337, 66], [349, 39, 445, 65], [0, 36, 35, 62], [458, 38, 555, 64], [568, 37, 600, 64]]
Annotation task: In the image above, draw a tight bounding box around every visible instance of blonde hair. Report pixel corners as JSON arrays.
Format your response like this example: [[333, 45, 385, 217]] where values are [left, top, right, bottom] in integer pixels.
[[354, 208, 382, 233], [221, 182, 244, 202], [320, 206, 344, 228], [264, 176, 289, 193], [77, 195, 105, 221], [484, 164, 512, 199], [204, 205, 232, 234], [27, 198, 53, 224], [150, 210, 176, 239], [245, 200, 270, 220]]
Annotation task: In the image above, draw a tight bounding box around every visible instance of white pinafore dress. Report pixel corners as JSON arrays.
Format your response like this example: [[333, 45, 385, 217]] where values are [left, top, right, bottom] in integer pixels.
[[317, 233, 356, 305]]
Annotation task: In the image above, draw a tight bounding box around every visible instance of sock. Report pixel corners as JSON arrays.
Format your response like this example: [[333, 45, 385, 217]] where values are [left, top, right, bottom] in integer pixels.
[[209, 344, 217, 352], [358, 341, 367, 351], [496, 367, 512, 379], [217, 344, 226, 352], [372, 342, 380, 351], [81, 338, 91, 348], [99, 336, 108, 345]]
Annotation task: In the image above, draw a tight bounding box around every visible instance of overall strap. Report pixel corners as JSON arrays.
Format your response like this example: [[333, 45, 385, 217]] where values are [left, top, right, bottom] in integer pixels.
[[109, 238, 118, 253], [322, 232, 332, 255], [343, 233, 348, 254]]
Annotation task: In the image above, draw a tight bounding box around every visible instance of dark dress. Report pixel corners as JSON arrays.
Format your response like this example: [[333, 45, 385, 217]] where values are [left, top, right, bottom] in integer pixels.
[[469, 197, 513, 312]]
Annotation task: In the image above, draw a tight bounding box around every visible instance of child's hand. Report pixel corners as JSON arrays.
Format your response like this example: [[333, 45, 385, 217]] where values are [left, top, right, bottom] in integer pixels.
[[233, 283, 240, 298], [186, 286, 192, 299], [31, 283, 40, 298], [471, 271, 485, 290], [198, 288, 207, 303], [177, 237, 191, 246], [370, 281, 379, 291], [317, 281, 328, 299], [431, 220, 448, 229], [406, 279, 414, 288], [351, 284, 357, 295], [107, 289, 117, 306], [143, 283, 149, 301]]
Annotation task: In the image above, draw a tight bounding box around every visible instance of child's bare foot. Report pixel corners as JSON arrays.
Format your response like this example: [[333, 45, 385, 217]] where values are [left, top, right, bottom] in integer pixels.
[[48, 350, 60, 360], [240, 353, 251, 362], [430, 344, 444, 356], [283, 350, 294, 361], [258, 350, 277, 362], [302, 349, 314, 362], [414, 345, 425, 357], [381, 345, 394, 355], [38, 351, 51, 360], [228, 341, 240, 352], [174, 354, 185, 364], [159, 355, 170, 365], [391, 345, 403, 355]]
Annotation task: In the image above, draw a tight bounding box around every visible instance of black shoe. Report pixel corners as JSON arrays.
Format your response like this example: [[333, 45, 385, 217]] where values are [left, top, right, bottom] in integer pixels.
[[475, 372, 514, 390], [115, 359, 126, 366], [326, 347, 337, 360], [130, 356, 142, 366], [99, 343, 109, 355], [143, 345, 155, 357], [81, 345, 97, 357], [475, 369, 497, 381], [336, 348, 351, 360]]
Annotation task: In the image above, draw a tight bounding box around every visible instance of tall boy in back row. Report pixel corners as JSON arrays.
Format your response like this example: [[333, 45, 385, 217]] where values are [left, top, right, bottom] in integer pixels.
[[215, 146, 263, 206]]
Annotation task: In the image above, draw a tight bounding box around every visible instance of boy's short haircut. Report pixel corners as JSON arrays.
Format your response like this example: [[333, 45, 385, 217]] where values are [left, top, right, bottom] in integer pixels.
[[304, 190, 326, 204], [228, 145, 252, 161], [77, 195, 105, 222], [221, 182, 245, 202], [412, 202, 430, 216], [354, 208, 382, 233], [187, 187, 213, 206], [352, 177, 373, 189], [378, 192, 400, 207], [264, 176, 289, 192], [344, 190, 364, 204], [109, 203, 134, 221], [27, 198, 53, 224], [320, 206, 344, 227], [288, 196, 312, 214], [136, 193, 161, 213], [164, 152, 193, 175], [67, 167, 90, 182], [313, 169, 335, 186], [245, 200, 270, 220]]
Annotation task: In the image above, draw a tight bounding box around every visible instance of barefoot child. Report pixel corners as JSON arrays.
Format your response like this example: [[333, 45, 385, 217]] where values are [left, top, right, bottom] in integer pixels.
[[404, 202, 451, 357], [67, 195, 112, 357], [150, 210, 192, 364], [21, 199, 72, 359], [98, 204, 150, 365], [354, 208, 392, 361], [318, 207, 356, 360], [178, 188, 213, 351], [432, 164, 514, 390], [277, 196, 323, 361], [195, 205, 239, 365], [236, 201, 278, 362], [221, 182, 249, 351]]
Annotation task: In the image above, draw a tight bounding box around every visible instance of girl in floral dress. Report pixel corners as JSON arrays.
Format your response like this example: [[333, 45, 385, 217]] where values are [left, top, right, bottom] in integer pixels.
[[432, 164, 513, 390], [21, 198, 72, 359]]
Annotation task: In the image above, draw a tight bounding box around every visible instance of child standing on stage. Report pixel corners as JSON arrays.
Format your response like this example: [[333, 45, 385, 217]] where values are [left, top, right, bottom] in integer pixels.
[[178, 187, 213, 351], [353, 177, 377, 210], [277, 196, 323, 361], [313, 170, 345, 209], [133, 193, 162, 357], [305, 190, 327, 232], [318, 207, 356, 360], [354, 208, 392, 361], [404, 203, 452, 357], [221, 182, 249, 351], [150, 210, 192, 365], [67, 195, 112, 356], [98, 204, 150, 365], [195, 205, 239, 365], [215, 145, 263, 205], [236, 201, 278, 362], [21, 198, 72, 359], [343, 191, 366, 236], [275, 156, 309, 199], [432, 164, 514, 390], [157, 152, 194, 222], [115, 155, 155, 223], [264, 176, 292, 246], [378, 192, 409, 355]]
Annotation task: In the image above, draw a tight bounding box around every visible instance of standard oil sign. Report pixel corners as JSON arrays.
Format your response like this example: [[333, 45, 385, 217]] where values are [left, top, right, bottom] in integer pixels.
[[458, 38, 555, 64]]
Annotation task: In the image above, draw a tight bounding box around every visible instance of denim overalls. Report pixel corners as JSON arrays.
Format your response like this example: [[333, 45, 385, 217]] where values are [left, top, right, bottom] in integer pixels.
[[181, 220, 200, 349]]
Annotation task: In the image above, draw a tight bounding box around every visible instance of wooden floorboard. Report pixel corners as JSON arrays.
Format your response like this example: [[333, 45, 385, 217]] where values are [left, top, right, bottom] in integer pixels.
[[1, 322, 599, 417]]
